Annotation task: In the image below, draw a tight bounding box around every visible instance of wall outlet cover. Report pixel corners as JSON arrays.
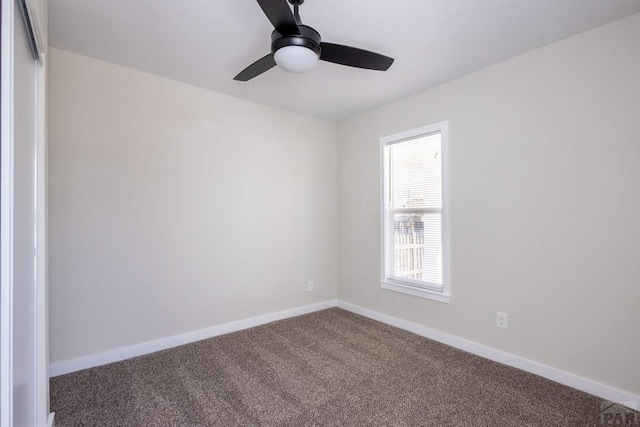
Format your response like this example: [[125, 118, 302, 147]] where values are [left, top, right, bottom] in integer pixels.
[[497, 312, 508, 329]]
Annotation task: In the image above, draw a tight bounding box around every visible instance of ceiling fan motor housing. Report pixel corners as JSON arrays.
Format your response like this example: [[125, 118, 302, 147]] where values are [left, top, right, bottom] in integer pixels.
[[271, 25, 321, 57]]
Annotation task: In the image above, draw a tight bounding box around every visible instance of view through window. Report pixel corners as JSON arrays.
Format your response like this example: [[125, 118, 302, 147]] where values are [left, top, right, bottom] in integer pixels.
[[381, 122, 449, 302]]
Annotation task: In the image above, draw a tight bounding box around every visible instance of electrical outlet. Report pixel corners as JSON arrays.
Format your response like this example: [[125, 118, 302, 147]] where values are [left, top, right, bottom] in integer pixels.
[[496, 312, 508, 329], [307, 281, 314, 292]]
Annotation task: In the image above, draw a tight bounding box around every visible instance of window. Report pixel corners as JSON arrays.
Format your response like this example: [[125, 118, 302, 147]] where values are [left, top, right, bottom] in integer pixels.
[[380, 122, 450, 303]]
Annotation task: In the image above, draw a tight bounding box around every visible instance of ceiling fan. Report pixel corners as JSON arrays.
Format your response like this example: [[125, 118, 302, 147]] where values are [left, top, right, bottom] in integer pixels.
[[234, 0, 394, 81]]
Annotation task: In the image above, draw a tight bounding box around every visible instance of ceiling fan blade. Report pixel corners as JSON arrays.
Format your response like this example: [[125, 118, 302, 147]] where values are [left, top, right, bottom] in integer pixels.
[[320, 42, 394, 71], [256, 0, 300, 35], [234, 53, 277, 81]]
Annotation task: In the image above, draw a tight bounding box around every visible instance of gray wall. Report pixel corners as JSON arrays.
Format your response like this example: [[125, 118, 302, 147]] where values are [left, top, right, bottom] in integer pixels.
[[337, 13, 640, 395], [48, 49, 338, 364]]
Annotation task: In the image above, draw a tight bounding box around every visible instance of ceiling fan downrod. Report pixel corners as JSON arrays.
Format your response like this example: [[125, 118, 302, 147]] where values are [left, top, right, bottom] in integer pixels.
[[290, 0, 303, 24]]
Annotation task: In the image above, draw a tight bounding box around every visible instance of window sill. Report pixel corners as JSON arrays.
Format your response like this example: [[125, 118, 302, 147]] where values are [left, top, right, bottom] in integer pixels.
[[381, 281, 450, 304]]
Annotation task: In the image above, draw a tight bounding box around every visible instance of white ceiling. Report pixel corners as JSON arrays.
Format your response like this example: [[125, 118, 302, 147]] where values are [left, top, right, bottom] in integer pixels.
[[49, 0, 640, 122]]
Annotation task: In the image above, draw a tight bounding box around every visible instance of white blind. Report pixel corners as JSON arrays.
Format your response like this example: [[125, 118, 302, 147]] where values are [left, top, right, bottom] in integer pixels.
[[385, 132, 443, 289], [390, 133, 442, 210]]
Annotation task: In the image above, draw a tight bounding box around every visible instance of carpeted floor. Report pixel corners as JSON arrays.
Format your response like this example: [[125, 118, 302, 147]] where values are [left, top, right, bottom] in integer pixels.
[[50, 308, 631, 426]]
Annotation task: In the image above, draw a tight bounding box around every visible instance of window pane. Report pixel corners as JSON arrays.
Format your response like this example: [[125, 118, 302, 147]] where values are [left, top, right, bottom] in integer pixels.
[[392, 212, 442, 285], [390, 133, 441, 210], [381, 121, 448, 300]]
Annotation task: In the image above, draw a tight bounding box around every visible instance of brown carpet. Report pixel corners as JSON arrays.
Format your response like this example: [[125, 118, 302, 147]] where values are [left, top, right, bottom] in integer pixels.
[[50, 308, 633, 426]]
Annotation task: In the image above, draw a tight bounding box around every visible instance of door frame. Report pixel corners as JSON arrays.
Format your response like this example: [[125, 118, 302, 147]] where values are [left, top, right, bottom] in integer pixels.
[[1, 1, 18, 424], [1, 0, 50, 425]]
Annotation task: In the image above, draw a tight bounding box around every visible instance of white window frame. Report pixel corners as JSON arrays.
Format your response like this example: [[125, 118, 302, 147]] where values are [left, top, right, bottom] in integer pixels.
[[379, 121, 450, 303]]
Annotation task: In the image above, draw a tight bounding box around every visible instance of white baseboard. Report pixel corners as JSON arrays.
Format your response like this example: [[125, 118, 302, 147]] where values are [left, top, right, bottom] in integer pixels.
[[49, 299, 338, 377], [47, 412, 55, 427], [337, 300, 640, 411], [49, 298, 639, 411]]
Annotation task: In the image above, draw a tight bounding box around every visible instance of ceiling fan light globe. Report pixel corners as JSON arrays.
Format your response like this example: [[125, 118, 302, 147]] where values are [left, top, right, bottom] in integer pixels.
[[274, 45, 319, 73]]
